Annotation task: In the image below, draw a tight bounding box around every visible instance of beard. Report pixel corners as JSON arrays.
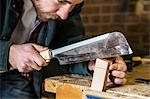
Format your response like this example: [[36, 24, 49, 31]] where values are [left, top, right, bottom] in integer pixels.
[[31, 0, 60, 21], [37, 12, 60, 21]]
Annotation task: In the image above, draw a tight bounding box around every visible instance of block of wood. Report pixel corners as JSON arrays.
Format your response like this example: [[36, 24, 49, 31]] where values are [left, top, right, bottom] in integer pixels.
[[91, 59, 110, 92], [44, 63, 150, 99]]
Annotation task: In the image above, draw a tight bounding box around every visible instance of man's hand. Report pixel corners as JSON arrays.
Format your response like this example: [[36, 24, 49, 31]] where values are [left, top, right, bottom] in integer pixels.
[[9, 43, 48, 73], [88, 56, 127, 85], [108, 56, 127, 85]]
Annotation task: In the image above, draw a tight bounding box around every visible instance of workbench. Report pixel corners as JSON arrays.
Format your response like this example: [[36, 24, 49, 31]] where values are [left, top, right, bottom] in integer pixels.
[[43, 63, 150, 99]]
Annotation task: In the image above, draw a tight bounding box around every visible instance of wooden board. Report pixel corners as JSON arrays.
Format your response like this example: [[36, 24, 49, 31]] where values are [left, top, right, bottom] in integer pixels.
[[91, 59, 110, 92], [44, 63, 150, 99]]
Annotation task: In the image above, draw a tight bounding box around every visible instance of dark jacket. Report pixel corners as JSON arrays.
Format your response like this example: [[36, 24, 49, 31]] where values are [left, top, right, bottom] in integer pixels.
[[0, 0, 89, 74], [0, 0, 91, 97]]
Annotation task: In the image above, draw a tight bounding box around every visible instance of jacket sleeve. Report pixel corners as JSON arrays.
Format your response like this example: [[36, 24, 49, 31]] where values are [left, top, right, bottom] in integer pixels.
[[0, 0, 12, 73], [0, 40, 12, 73], [0, 0, 21, 73]]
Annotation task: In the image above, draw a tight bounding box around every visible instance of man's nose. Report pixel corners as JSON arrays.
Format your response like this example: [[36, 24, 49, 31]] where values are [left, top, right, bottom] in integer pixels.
[[56, 5, 72, 20]]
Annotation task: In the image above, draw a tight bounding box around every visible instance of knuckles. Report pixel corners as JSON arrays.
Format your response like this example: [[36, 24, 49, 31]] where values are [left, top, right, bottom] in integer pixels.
[[114, 78, 127, 85], [17, 64, 27, 72], [112, 70, 126, 78]]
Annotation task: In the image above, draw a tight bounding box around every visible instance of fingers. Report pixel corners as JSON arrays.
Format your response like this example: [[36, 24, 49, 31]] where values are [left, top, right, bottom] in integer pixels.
[[108, 71, 127, 85], [32, 43, 48, 52], [29, 43, 48, 66], [108, 70, 127, 85], [25, 55, 48, 71], [109, 63, 127, 72], [32, 43, 50, 63], [17, 64, 33, 73], [114, 78, 127, 85], [109, 56, 127, 72], [107, 56, 127, 85], [111, 70, 126, 78], [32, 51, 48, 66], [28, 61, 42, 71], [17, 60, 44, 73], [9, 43, 49, 73], [115, 56, 125, 63]]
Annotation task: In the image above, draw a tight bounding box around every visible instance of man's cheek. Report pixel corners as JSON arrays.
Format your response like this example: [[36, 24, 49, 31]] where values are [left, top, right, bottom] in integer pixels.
[[38, 7, 52, 13], [36, 3, 57, 13]]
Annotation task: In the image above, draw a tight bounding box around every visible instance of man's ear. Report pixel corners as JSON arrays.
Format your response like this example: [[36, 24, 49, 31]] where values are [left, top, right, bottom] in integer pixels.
[[69, 2, 84, 16]]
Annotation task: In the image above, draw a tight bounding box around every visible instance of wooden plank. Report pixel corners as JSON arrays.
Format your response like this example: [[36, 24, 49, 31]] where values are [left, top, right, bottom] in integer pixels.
[[44, 63, 150, 99], [91, 59, 110, 91], [56, 84, 84, 99], [44, 74, 91, 93]]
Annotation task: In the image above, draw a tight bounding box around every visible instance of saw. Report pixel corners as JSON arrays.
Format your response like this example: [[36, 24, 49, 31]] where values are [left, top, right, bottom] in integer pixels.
[[40, 32, 133, 65]]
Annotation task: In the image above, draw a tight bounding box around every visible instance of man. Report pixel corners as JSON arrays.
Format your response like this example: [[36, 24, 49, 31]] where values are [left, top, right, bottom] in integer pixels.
[[0, 0, 127, 98]]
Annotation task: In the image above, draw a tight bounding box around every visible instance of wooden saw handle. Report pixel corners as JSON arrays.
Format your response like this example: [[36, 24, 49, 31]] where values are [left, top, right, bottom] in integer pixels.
[[40, 49, 51, 62]]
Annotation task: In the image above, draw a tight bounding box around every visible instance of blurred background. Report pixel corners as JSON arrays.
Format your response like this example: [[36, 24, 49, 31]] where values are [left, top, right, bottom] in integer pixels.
[[80, 0, 150, 55]]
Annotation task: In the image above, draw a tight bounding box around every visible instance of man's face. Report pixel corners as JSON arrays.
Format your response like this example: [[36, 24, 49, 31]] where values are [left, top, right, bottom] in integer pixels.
[[32, 0, 83, 21]]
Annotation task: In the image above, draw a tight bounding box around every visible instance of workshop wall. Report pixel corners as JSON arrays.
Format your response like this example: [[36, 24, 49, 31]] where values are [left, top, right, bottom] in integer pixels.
[[80, 0, 150, 52]]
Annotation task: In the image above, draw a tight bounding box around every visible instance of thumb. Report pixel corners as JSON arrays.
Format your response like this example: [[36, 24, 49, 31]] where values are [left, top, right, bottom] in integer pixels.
[[32, 44, 48, 52], [88, 60, 96, 71]]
